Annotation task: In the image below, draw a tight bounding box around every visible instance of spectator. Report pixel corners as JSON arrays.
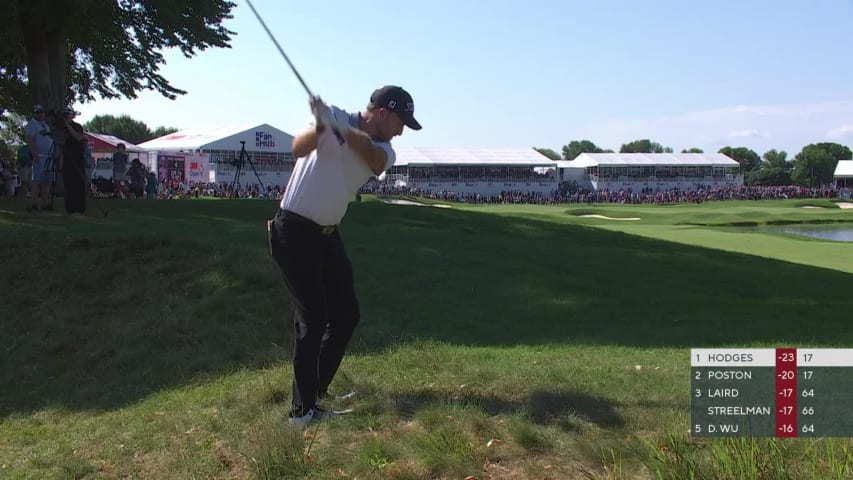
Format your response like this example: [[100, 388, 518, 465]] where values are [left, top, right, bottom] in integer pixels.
[[84, 143, 94, 193], [59, 107, 88, 215], [145, 171, 158, 199], [24, 104, 54, 211], [127, 159, 146, 199], [0, 162, 15, 197], [112, 143, 128, 185]]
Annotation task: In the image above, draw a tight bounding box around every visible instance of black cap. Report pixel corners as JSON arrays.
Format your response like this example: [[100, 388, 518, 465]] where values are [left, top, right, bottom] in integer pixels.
[[33, 104, 45, 113], [370, 85, 422, 130]]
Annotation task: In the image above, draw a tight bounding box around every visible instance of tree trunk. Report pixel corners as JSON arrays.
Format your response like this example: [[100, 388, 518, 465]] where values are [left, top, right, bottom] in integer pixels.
[[46, 28, 67, 110], [18, 6, 67, 113]]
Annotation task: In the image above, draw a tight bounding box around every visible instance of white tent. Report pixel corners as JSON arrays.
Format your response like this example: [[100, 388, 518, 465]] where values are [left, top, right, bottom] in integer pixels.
[[559, 152, 740, 168], [391, 146, 556, 167], [139, 123, 295, 187], [834, 160, 853, 188], [381, 146, 558, 196], [556, 153, 742, 192]]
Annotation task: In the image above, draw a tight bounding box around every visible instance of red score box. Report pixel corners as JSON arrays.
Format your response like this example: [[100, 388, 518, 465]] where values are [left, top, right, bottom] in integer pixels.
[[775, 348, 798, 438]]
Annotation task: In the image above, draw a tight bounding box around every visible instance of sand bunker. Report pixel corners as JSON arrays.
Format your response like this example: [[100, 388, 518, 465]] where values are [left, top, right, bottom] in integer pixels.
[[578, 214, 641, 221], [801, 203, 853, 209], [384, 199, 423, 206], [383, 198, 452, 209]]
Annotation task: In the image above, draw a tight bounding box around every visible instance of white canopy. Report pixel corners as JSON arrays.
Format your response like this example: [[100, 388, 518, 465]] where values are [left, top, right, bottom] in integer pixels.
[[834, 160, 853, 178], [138, 123, 293, 153], [558, 153, 740, 169], [392, 146, 556, 167]]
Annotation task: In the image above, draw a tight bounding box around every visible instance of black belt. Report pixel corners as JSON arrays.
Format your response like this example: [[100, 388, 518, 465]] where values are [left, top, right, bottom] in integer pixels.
[[278, 209, 337, 235]]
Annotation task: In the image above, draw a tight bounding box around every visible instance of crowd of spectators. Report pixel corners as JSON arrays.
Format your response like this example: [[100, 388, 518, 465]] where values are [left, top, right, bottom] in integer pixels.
[[116, 179, 283, 200], [3, 169, 850, 206], [408, 167, 554, 183], [359, 182, 846, 205]]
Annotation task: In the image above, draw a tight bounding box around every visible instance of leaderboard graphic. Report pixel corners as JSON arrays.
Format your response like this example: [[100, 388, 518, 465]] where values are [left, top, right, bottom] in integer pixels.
[[691, 348, 853, 437]]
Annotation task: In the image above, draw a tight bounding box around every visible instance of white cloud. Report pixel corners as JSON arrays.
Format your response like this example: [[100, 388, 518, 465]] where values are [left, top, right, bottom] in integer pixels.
[[729, 129, 762, 138], [827, 125, 853, 140], [571, 100, 853, 155]]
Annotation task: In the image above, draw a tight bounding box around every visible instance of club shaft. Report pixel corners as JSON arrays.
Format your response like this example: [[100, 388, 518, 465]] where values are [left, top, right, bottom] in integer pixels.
[[245, 0, 313, 97]]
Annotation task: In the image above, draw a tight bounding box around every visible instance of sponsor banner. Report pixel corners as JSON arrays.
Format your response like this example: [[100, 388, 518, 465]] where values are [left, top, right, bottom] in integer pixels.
[[158, 154, 185, 183], [186, 154, 209, 182], [255, 130, 276, 148], [157, 153, 209, 183]]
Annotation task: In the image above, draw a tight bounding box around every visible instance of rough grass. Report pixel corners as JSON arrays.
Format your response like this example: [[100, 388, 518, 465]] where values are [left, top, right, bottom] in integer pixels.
[[0, 196, 852, 479]]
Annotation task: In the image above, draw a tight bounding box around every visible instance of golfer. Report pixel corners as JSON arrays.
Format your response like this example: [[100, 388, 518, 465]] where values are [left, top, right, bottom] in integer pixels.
[[268, 85, 421, 428]]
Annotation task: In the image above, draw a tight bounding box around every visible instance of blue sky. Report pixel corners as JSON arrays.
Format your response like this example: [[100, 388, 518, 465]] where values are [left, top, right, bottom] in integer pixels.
[[76, 0, 853, 156]]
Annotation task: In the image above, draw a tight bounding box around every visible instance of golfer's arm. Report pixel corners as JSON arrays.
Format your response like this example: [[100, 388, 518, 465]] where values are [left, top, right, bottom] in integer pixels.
[[343, 129, 387, 175], [292, 125, 319, 158]]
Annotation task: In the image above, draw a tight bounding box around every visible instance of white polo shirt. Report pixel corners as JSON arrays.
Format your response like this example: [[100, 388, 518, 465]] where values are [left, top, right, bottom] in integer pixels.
[[280, 107, 395, 226]]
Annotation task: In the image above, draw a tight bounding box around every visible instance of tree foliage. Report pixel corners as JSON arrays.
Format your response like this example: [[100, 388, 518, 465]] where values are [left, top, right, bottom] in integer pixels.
[[2, 0, 236, 115], [681, 147, 704, 153], [744, 150, 790, 186], [718, 146, 761, 172], [150, 125, 179, 140], [534, 148, 561, 160], [84, 114, 177, 145], [562, 140, 606, 160], [0, 112, 27, 146], [791, 143, 851, 187], [0, 140, 14, 168], [762, 149, 789, 170], [619, 139, 672, 154]]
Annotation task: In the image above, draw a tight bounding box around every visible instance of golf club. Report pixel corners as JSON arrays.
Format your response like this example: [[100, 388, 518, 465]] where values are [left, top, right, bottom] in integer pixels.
[[244, 0, 313, 98], [244, 0, 347, 143]]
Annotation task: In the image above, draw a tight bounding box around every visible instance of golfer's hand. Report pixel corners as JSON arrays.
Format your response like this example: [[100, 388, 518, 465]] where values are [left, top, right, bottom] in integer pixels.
[[310, 96, 335, 128]]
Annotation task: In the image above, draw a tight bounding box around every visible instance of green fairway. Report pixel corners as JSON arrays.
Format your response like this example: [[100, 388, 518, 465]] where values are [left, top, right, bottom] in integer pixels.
[[1, 196, 852, 479]]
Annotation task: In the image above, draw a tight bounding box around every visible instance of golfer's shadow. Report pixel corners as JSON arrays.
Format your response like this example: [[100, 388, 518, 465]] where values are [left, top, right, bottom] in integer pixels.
[[385, 388, 624, 432]]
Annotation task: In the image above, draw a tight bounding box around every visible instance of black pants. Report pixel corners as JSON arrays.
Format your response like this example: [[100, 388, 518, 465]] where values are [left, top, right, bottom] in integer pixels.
[[268, 209, 360, 415], [62, 165, 86, 214]]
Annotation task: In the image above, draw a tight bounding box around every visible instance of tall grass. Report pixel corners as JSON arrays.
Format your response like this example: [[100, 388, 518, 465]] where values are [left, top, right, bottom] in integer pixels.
[[0, 197, 851, 478]]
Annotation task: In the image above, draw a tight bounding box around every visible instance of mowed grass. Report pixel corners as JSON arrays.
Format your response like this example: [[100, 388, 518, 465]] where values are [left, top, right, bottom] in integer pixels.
[[0, 196, 852, 479]]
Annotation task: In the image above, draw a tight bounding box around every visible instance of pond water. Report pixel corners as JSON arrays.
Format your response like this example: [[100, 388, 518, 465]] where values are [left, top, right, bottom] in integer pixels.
[[754, 224, 853, 242]]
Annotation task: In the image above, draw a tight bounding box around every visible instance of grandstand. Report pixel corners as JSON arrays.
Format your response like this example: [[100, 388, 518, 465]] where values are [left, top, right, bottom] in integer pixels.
[[558, 153, 742, 192], [384, 146, 558, 195]]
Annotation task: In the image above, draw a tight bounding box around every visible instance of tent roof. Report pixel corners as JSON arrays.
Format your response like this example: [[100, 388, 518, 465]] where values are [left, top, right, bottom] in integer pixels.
[[558, 153, 740, 168], [392, 146, 555, 167], [138, 123, 279, 150], [834, 160, 853, 177], [85, 132, 145, 152]]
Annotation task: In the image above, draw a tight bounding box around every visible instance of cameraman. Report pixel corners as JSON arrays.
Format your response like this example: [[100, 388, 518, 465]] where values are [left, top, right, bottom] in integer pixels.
[[24, 104, 54, 211], [60, 107, 88, 215]]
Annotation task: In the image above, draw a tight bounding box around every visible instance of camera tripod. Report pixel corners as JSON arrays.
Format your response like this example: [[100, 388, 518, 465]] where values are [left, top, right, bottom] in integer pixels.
[[39, 137, 63, 210], [229, 141, 265, 198]]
